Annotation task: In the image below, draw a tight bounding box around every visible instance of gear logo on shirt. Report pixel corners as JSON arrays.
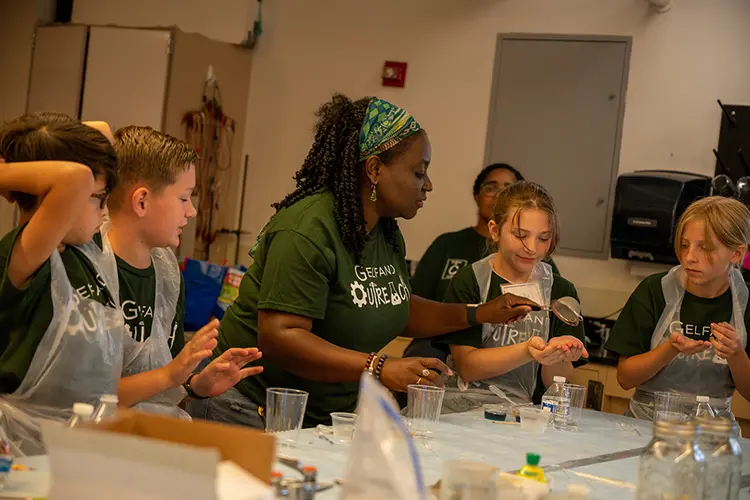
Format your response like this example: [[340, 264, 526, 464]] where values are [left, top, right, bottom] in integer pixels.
[[350, 281, 368, 308], [349, 265, 411, 309], [441, 259, 468, 280]]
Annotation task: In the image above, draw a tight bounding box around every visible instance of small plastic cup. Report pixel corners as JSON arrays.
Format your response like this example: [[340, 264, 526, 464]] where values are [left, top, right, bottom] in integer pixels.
[[265, 388, 309, 448], [483, 403, 510, 422], [330, 412, 357, 443], [512, 403, 534, 423], [555, 384, 586, 431], [519, 407, 551, 434], [654, 391, 688, 422], [407, 384, 445, 440]]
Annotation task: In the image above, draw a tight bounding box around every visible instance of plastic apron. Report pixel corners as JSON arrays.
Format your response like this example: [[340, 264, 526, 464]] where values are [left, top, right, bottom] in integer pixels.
[[630, 265, 748, 420], [0, 243, 125, 456], [99, 225, 189, 420], [442, 256, 553, 414]]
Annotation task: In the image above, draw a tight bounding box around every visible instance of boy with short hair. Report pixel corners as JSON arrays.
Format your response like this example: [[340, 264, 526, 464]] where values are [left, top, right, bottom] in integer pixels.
[[108, 125, 262, 408], [0, 119, 258, 454]]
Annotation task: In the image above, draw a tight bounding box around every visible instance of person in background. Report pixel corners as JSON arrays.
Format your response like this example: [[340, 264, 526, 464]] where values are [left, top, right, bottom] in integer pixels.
[[189, 94, 538, 428], [106, 126, 264, 417], [402, 164, 560, 363], [606, 197, 750, 420], [434, 181, 587, 412]]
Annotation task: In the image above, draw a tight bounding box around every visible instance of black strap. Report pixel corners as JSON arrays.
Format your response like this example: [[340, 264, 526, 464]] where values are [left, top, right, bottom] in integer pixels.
[[183, 373, 209, 400]]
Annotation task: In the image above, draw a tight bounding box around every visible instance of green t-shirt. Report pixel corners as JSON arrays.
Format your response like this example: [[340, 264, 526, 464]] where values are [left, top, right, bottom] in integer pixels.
[[433, 263, 585, 400], [605, 272, 750, 357], [115, 255, 186, 358], [0, 226, 116, 394], [217, 190, 412, 427], [411, 227, 560, 302]]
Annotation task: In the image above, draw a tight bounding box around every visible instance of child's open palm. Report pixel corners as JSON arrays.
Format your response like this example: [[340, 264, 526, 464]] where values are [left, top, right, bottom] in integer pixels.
[[190, 348, 264, 398], [669, 332, 711, 356], [167, 319, 219, 386]]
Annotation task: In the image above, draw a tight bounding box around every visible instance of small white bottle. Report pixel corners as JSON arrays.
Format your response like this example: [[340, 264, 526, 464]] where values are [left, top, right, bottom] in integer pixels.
[[692, 395, 716, 419], [91, 394, 119, 424], [67, 403, 95, 428]]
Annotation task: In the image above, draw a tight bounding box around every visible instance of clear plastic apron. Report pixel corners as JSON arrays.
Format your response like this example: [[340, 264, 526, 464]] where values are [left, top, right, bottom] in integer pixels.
[[99, 225, 188, 419], [630, 265, 748, 420], [0, 243, 125, 456], [442, 256, 553, 413]]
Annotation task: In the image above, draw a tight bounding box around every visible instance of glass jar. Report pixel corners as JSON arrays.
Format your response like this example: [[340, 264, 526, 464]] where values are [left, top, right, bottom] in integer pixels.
[[636, 420, 705, 500], [695, 417, 742, 500]]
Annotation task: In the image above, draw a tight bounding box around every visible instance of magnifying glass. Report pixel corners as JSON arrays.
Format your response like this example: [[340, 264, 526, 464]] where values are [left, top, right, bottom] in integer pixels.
[[529, 296, 583, 327]]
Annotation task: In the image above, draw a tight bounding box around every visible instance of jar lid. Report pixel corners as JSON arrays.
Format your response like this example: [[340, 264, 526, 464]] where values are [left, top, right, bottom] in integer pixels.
[[653, 420, 699, 438], [695, 416, 736, 436]]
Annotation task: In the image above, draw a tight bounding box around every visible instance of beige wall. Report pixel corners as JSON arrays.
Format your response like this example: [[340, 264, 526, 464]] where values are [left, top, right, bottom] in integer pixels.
[[72, 0, 251, 44], [72, 0, 750, 315], [0, 0, 56, 235]]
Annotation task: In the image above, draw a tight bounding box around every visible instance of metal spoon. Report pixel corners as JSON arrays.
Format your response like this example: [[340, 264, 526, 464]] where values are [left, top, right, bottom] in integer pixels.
[[529, 296, 583, 327]]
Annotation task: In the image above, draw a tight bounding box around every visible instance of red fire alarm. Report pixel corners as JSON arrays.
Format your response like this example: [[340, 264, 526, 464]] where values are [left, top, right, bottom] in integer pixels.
[[382, 61, 407, 88]]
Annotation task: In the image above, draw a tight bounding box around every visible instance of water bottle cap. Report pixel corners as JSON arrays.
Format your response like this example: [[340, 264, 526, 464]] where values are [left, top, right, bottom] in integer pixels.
[[696, 395, 709, 403], [301, 465, 317, 473], [72, 403, 94, 417], [553, 376, 566, 384], [526, 453, 541, 466], [99, 394, 118, 404]]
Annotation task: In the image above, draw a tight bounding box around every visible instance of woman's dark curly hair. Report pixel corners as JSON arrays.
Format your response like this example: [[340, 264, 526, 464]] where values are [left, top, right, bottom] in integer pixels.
[[273, 94, 424, 261]]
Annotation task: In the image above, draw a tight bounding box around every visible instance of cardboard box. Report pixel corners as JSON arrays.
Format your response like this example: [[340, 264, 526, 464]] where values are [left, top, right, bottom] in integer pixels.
[[41, 411, 275, 500]]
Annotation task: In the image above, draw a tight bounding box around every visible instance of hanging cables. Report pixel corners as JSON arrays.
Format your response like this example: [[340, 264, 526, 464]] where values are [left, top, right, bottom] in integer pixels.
[[183, 74, 236, 260]]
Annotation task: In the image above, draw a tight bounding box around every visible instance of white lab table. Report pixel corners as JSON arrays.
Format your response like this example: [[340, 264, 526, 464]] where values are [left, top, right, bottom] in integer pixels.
[[3, 410, 749, 499]]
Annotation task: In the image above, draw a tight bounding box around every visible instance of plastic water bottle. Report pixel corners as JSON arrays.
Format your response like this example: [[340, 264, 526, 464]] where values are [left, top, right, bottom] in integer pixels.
[[692, 396, 716, 419], [92, 394, 119, 424], [66, 402, 95, 428], [541, 376, 571, 429]]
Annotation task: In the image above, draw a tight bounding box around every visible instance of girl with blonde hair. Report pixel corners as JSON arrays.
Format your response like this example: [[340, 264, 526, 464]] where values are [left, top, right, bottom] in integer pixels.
[[606, 196, 750, 419]]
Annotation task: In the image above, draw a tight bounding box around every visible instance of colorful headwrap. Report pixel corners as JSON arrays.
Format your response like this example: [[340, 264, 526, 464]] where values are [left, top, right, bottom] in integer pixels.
[[358, 98, 422, 162]]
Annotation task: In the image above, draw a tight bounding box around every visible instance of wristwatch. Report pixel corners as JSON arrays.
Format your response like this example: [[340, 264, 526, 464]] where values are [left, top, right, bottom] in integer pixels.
[[183, 373, 209, 400], [466, 304, 480, 327]]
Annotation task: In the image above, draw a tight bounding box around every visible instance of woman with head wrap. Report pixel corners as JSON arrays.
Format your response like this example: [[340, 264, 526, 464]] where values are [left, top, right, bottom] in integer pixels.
[[189, 95, 537, 428]]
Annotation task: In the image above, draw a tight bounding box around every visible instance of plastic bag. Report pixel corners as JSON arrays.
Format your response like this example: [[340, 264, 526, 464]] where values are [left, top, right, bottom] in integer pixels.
[[182, 258, 227, 330], [341, 374, 426, 500]]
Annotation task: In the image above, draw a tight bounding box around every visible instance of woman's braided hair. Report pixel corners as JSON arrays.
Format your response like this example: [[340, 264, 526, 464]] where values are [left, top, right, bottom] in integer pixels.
[[273, 94, 419, 261]]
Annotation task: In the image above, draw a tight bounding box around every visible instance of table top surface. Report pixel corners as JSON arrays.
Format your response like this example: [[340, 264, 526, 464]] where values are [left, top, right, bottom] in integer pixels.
[[283, 409, 750, 499], [3, 409, 749, 499]]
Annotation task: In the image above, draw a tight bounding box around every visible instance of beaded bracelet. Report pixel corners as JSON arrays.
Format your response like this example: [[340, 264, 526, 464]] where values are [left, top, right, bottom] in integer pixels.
[[365, 352, 377, 374], [374, 354, 388, 380]]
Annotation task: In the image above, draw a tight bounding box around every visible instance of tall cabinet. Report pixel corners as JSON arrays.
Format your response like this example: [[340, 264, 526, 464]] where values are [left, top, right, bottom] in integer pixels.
[[26, 24, 253, 262]]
